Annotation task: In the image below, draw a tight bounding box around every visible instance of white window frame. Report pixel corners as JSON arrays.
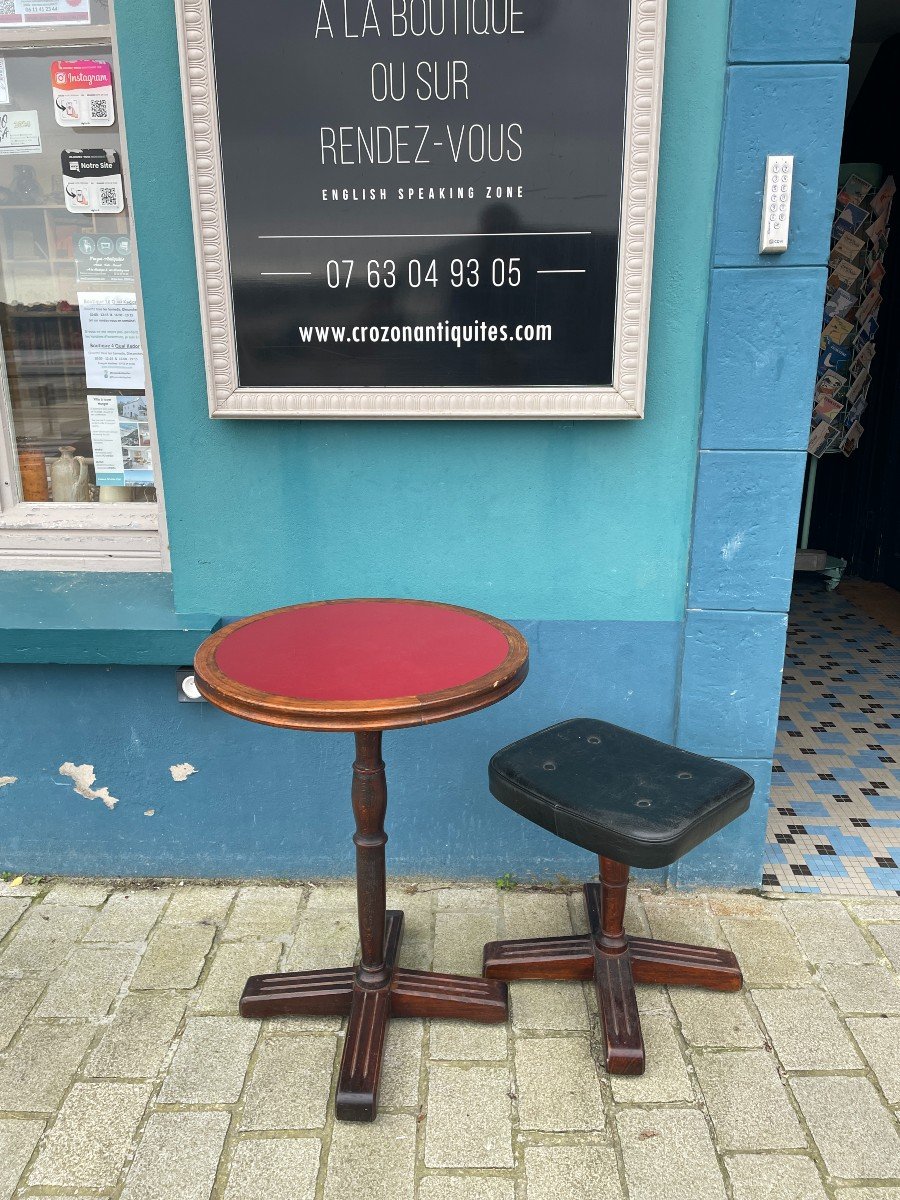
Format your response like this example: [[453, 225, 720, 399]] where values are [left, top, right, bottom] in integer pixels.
[[176, 0, 667, 420], [0, 10, 168, 570]]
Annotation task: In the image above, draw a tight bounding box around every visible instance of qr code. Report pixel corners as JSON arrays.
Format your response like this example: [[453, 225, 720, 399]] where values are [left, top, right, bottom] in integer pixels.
[[0, 1, 15, 13], [90, 97, 110, 120], [99, 186, 119, 207]]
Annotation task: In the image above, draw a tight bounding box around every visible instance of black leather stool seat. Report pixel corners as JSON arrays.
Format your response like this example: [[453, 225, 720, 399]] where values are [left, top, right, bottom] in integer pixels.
[[489, 718, 754, 869]]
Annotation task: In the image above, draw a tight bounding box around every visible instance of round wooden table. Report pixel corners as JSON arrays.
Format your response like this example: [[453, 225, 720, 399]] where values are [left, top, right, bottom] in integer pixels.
[[194, 598, 529, 1122]]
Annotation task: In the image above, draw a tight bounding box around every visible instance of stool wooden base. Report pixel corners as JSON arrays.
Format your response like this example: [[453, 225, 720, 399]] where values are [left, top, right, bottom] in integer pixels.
[[241, 909, 507, 1121], [483, 859, 742, 1076]]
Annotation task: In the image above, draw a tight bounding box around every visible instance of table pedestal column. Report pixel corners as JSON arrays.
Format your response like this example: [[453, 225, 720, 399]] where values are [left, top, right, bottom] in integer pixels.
[[239, 730, 508, 1122]]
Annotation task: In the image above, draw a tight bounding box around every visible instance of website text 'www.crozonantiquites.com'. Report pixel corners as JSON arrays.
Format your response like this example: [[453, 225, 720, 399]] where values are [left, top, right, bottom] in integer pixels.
[[297, 321, 553, 347]]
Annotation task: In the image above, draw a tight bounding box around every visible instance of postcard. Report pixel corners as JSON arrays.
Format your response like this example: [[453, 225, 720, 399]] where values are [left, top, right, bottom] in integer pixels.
[[815, 369, 848, 398], [827, 262, 862, 295], [847, 368, 869, 406], [838, 174, 874, 207], [831, 232, 866, 263], [852, 339, 876, 375], [854, 316, 879, 352], [840, 420, 864, 457], [813, 394, 843, 421], [824, 287, 858, 321], [833, 204, 870, 239], [819, 342, 852, 376], [872, 175, 896, 216], [847, 395, 868, 426], [857, 288, 882, 326], [808, 419, 834, 457], [867, 208, 888, 248], [822, 316, 855, 347]]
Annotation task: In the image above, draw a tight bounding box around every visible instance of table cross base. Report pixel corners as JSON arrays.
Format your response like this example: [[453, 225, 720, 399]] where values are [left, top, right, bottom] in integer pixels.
[[484, 877, 741, 1076], [241, 909, 508, 1121]]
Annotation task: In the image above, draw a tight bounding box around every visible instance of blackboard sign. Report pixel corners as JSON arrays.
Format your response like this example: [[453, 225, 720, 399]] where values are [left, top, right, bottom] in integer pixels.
[[208, 0, 627, 390], [180, 0, 665, 416]]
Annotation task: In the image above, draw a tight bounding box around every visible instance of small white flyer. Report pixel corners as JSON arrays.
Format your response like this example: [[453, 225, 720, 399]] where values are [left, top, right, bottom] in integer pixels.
[[52, 60, 114, 127], [78, 291, 145, 389], [87, 392, 153, 487], [0, 109, 41, 155], [0, 59, 9, 105], [0, 0, 92, 26]]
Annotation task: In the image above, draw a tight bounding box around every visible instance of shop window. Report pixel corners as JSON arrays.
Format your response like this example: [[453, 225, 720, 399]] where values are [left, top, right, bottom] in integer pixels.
[[0, 1, 164, 569]]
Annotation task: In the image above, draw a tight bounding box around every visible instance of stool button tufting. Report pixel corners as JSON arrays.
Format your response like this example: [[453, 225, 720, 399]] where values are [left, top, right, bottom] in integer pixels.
[[587, 735, 601, 744], [542, 761, 557, 771], [636, 798, 652, 808], [677, 772, 692, 780]]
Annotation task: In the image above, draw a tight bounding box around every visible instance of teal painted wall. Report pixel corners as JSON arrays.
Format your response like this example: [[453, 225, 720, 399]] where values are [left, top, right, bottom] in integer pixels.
[[0, 0, 758, 885], [672, 0, 854, 886], [114, 0, 730, 622], [0, 623, 681, 880]]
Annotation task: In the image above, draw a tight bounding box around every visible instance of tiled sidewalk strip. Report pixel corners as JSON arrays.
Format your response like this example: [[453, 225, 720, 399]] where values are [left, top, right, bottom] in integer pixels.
[[0, 880, 897, 1198]]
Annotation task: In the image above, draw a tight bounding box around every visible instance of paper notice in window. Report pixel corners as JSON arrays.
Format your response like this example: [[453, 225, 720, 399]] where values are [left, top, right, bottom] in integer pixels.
[[78, 291, 145, 389], [0, 110, 41, 154], [0, 0, 91, 25], [0, 60, 9, 105], [87, 393, 153, 487], [86, 396, 153, 484]]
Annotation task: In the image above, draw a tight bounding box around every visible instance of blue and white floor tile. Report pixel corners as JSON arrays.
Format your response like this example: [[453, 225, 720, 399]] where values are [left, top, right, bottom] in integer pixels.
[[763, 580, 900, 896]]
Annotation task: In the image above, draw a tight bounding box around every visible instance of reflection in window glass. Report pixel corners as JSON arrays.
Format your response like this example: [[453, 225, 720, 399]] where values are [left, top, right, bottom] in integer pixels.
[[0, 40, 156, 504]]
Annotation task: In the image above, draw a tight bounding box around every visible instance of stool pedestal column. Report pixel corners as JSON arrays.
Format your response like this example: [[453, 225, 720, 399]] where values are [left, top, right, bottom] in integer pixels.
[[591, 857, 644, 1073]]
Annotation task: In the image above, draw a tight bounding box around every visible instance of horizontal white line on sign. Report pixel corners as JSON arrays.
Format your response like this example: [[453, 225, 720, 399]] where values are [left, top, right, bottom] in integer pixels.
[[259, 231, 594, 240], [537, 268, 587, 274], [260, 271, 313, 276]]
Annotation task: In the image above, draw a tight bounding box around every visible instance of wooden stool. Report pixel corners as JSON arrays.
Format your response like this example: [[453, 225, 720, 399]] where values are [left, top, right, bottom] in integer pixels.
[[482, 719, 755, 1075]]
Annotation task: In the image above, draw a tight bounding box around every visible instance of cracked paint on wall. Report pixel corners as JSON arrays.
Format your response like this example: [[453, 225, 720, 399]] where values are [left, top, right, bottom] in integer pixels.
[[0, 776, 17, 788], [58, 762, 119, 810], [720, 532, 745, 561], [169, 763, 197, 782]]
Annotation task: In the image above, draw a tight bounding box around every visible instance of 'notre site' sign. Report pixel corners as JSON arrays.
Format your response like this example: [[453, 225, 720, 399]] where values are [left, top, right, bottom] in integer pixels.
[[178, 0, 667, 418]]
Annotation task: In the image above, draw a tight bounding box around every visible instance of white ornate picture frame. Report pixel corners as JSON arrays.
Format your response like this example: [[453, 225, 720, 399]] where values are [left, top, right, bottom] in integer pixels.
[[175, 0, 667, 420]]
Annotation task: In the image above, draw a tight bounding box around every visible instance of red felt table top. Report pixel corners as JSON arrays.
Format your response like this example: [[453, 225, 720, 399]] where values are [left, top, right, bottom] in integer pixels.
[[207, 599, 518, 705]]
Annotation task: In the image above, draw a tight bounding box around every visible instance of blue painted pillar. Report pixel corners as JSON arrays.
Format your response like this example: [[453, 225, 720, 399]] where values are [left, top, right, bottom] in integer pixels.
[[674, 0, 854, 886]]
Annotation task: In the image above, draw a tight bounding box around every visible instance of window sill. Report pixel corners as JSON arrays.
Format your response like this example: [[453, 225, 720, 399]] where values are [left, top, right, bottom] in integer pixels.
[[0, 504, 163, 571], [0, 571, 220, 665]]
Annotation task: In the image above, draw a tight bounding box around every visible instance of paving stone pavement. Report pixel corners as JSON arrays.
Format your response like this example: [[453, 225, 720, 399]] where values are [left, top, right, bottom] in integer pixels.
[[0, 879, 899, 1198]]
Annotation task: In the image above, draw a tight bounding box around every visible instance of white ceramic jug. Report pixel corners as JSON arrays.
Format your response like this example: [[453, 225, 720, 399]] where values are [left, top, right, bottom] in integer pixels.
[[50, 445, 91, 502]]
